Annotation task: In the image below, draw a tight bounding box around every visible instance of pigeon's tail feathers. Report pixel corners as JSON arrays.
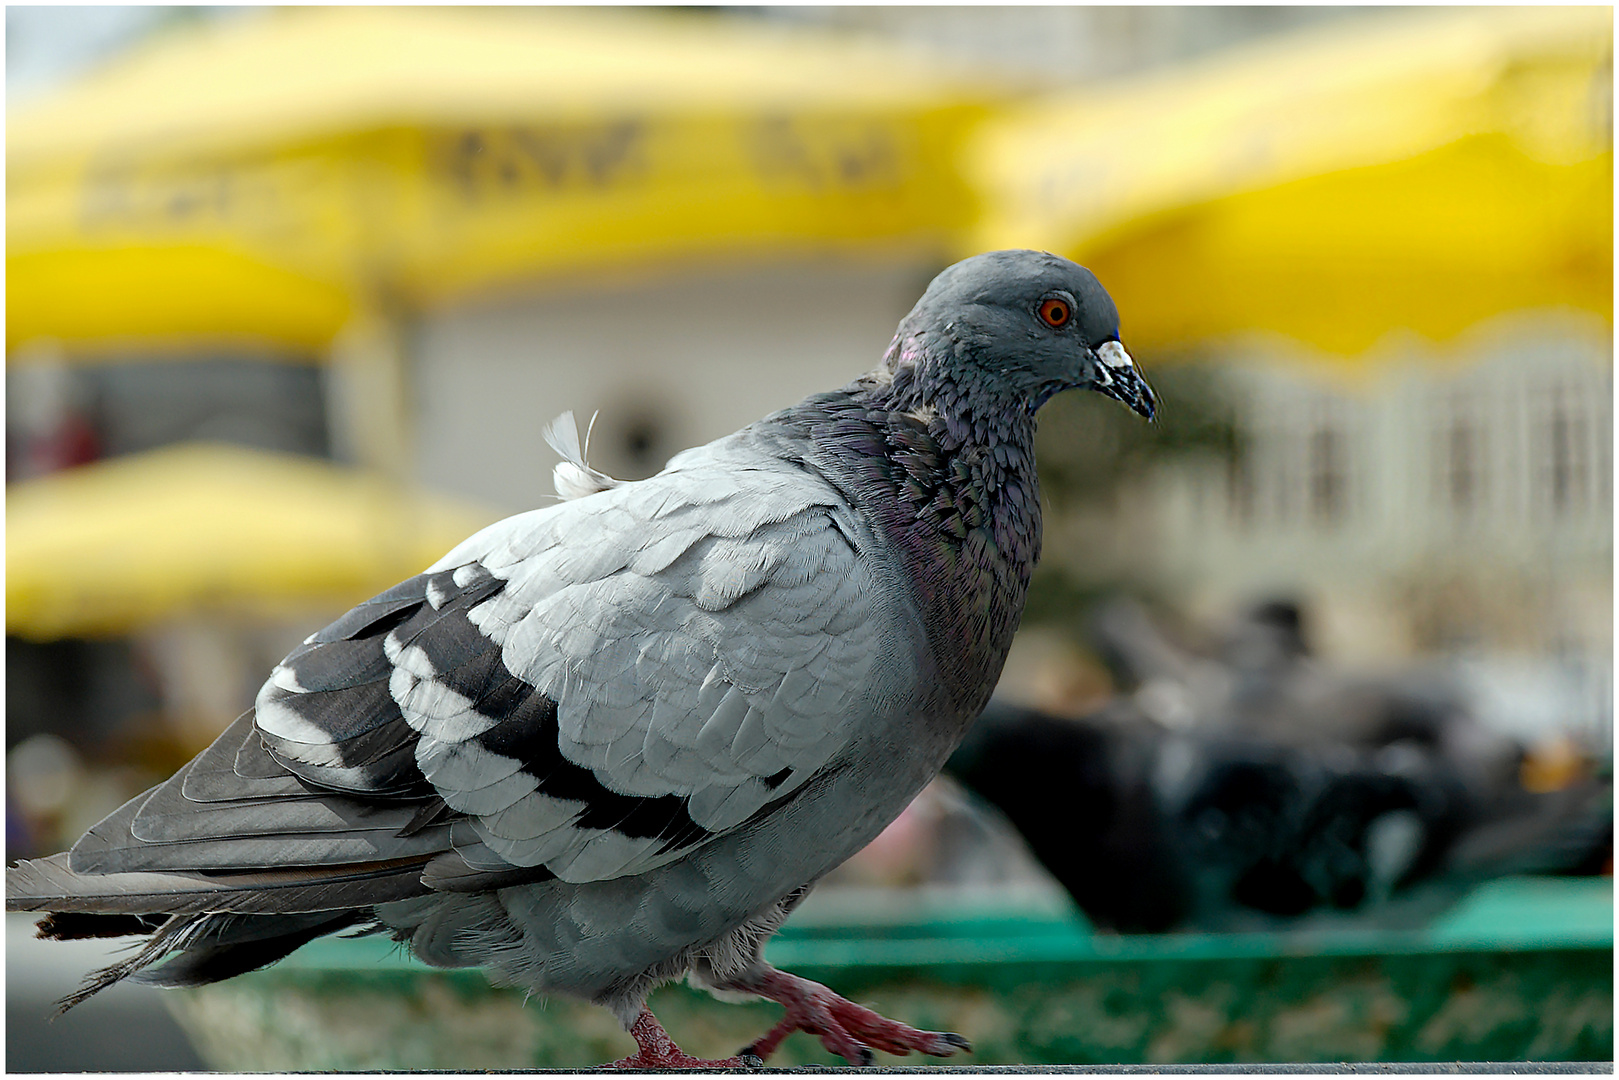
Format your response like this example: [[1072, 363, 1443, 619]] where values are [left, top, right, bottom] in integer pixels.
[[420, 846, 557, 893], [542, 409, 622, 500], [9, 852, 412, 1011], [36, 911, 167, 940], [6, 850, 434, 916], [51, 908, 372, 1012], [126, 910, 369, 990]]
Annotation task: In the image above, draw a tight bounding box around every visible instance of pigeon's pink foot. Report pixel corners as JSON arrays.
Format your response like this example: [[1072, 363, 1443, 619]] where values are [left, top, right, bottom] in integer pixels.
[[732, 968, 971, 1066], [610, 1009, 762, 1069]]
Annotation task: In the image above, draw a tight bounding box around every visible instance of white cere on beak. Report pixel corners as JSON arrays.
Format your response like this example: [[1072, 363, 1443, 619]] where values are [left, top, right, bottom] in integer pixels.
[[1098, 340, 1134, 369]]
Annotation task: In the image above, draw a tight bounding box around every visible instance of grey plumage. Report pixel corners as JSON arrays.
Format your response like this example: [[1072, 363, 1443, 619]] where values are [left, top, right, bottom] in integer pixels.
[[7, 250, 1153, 1067]]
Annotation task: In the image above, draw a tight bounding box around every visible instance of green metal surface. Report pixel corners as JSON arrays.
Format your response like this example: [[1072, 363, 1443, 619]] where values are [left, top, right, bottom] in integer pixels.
[[163, 877, 1613, 1069]]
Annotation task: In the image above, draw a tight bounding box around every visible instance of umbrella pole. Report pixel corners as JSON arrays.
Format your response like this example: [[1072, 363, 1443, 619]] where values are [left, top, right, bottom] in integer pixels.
[[328, 308, 411, 479]]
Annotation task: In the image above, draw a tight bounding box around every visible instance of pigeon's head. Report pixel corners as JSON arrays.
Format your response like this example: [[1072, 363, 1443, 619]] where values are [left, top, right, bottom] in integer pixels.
[[885, 249, 1155, 422]]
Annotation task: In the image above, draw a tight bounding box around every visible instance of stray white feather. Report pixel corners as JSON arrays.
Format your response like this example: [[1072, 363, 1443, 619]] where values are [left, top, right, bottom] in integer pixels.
[[542, 411, 622, 501]]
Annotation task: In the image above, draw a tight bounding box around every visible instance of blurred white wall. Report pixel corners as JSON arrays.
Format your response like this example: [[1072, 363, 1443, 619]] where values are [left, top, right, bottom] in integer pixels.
[[1150, 315, 1611, 630], [409, 256, 938, 512], [752, 6, 1368, 88], [1139, 315, 1612, 745]]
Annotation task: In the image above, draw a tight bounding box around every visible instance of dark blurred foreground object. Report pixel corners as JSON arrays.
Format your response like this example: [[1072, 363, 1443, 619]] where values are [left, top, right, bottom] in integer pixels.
[[949, 699, 1610, 933], [950, 596, 1610, 934]]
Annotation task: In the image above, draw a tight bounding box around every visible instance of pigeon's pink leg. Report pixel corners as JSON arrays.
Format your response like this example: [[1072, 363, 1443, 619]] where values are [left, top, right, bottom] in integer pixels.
[[730, 968, 971, 1066], [609, 1009, 759, 1070]]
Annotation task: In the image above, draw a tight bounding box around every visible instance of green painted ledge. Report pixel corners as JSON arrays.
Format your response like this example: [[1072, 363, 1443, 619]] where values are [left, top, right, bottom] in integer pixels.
[[164, 877, 1613, 1070]]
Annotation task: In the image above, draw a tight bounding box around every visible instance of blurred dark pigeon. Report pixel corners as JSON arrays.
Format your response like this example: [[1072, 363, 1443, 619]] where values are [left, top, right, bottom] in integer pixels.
[[1089, 595, 1525, 793], [949, 699, 1610, 933], [6, 250, 1154, 1068]]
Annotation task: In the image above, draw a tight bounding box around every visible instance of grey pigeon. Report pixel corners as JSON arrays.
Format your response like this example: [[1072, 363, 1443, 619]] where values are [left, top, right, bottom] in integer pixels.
[[7, 250, 1154, 1068]]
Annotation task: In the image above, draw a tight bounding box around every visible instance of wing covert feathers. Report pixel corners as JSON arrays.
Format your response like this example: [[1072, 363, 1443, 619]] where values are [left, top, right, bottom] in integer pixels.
[[7, 441, 898, 1009], [244, 457, 882, 884]]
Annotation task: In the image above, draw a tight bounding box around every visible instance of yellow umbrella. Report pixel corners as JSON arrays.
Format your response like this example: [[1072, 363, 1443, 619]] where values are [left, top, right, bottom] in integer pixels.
[[8, 7, 994, 355], [6, 442, 502, 640], [969, 6, 1612, 358]]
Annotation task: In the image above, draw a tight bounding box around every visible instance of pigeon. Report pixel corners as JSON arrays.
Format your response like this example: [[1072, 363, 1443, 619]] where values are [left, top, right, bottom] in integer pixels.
[[1088, 596, 1529, 793], [948, 699, 1611, 934], [6, 250, 1155, 1068]]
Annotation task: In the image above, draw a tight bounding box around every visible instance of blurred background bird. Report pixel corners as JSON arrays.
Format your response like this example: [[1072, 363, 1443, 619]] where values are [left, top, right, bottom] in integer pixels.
[[947, 596, 1611, 934]]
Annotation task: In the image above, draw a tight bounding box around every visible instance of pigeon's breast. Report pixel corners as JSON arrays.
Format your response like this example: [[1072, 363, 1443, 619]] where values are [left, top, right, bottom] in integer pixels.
[[791, 403, 1042, 724], [882, 461, 1039, 719]]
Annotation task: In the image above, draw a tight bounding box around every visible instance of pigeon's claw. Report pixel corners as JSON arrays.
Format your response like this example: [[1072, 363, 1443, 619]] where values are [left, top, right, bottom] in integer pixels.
[[611, 1009, 759, 1070], [731, 969, 971, 1066]]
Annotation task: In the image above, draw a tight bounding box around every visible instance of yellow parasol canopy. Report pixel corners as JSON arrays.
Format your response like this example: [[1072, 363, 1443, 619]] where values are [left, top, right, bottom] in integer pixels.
[[969, 6, 1612, 357], [6, 442, 502, 640], [8, 6, 995, 355]]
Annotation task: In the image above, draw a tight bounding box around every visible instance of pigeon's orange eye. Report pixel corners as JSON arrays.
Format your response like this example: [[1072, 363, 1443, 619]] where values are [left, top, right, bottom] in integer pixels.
[[1038, 298, 1071, 328]]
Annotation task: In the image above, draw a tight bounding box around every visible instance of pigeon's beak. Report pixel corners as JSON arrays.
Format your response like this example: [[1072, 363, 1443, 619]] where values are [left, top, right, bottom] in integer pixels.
[[1092, 340, 1156, 421]]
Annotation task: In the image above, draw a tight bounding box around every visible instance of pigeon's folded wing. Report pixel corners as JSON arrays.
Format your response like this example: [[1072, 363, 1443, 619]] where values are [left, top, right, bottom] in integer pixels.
[[94, 456, 885, 893]]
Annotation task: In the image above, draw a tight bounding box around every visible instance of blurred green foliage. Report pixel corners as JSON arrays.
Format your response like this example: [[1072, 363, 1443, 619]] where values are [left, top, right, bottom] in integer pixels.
[[1026, 359, 1241, 637], [1034, 358, 1241, 507]]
